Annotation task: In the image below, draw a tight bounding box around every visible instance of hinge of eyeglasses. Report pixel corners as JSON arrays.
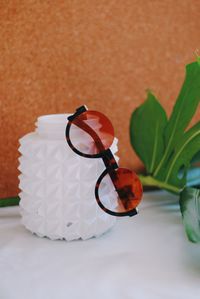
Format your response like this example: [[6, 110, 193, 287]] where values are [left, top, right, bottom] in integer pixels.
[[129, 208, 138, 217], [76, 105, 87, 114], [68, 105, 87, 121]]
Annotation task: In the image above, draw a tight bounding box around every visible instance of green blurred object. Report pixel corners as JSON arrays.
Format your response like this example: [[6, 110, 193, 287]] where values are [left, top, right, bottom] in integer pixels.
[[0, 196, 20, 208], [180, 187, 200, 243]]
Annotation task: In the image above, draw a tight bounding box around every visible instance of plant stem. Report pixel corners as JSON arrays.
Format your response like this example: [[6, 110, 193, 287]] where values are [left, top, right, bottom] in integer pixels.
[[139, 175, 180, 194], [0, 196, 20, 208]]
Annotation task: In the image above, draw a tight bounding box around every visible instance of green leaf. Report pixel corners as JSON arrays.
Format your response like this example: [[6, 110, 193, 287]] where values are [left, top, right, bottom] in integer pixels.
[[180, 187, 200, 243], [155, 121, 200, 190], [154, 61, 200, 177], [130, 91, 167, 173], [0, 196, 20, 207]]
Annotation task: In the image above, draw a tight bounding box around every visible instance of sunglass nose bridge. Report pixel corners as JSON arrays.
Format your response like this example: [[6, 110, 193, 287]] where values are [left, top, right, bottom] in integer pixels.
[[102, 149, 118, 170]]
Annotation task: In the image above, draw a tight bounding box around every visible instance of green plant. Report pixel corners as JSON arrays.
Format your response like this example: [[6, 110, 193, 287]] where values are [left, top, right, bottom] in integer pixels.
[[130, 58, 200, 242], [0, 196, 20, 207]]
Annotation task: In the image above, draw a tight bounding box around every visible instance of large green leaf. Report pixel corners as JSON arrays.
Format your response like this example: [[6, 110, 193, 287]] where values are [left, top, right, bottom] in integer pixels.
[[130, 91, 167, 173], [180, 187, 200, 243], [154, 61, 200, 177], [130, 60, 200, 194]]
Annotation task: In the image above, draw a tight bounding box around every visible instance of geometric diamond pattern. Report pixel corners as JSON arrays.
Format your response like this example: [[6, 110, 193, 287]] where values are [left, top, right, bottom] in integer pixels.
[[18, 120, 118, 241]]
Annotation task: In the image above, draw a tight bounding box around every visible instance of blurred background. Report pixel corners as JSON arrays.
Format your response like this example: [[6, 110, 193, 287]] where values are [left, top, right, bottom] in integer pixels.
[[0, 0, 200, 197]]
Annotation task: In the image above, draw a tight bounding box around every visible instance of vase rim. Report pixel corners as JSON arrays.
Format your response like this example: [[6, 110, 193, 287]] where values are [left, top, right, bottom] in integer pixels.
[[35, 114, 72, 139], [37, 114, 72, 124]]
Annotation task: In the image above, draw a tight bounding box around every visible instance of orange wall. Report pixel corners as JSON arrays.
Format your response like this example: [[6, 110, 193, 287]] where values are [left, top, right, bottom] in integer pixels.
[[0, 0, 200, 197]]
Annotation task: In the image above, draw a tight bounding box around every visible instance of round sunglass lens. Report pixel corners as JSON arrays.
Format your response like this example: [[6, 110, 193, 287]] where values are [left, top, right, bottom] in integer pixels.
[[96, 168, 143, 215], [68, 110, 114, 156]]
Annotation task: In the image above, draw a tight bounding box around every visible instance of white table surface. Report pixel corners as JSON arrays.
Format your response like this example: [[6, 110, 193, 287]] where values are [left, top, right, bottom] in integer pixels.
[[0, 191, 200, 299]]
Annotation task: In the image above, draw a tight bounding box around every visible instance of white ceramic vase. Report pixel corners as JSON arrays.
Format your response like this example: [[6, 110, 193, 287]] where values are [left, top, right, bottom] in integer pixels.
[[18, 114, 118, 241]]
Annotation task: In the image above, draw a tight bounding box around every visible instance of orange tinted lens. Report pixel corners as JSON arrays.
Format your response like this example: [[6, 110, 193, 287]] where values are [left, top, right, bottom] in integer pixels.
[[98, 168, 143, 214], [69, 110, 114, 155]]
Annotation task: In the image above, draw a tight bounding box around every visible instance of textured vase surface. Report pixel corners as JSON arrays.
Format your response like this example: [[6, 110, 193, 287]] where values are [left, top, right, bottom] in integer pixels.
[[18, 114, 118, 241]]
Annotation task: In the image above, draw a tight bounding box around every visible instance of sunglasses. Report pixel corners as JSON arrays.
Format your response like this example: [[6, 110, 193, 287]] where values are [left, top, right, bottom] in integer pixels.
[[66, 106, 143, 217]]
